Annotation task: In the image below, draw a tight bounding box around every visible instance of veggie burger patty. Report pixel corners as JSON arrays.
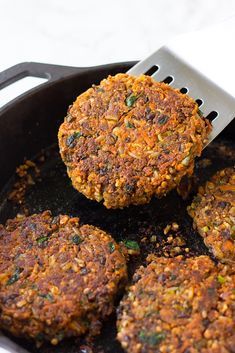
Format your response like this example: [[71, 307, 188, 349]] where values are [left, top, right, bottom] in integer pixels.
[[58, 73, 211, 209], [188, 167, 235, 264], [117, 255, 235, 353], [0, 211, 127, 344]]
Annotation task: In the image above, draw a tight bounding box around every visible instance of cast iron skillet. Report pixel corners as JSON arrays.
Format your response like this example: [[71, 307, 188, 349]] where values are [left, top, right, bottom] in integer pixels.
[[0, 62, 234, 353]]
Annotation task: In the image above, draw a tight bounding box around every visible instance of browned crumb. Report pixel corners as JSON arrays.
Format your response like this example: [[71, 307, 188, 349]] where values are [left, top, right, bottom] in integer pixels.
[[157, 222, 188, 257], [8, 160, 40, 213]]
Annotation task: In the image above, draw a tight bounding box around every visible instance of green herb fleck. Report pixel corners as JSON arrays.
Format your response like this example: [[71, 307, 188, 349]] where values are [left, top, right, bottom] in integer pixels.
[[125, 94, 138, 107], [97, 87, 105, 93], [74, 131, 82, 138], [81, 317, 90, 328], [231, 225, 235, 240], [167, 286, 179, 294], [158, 115, 169, 125], [72, 234, 83, 245], [217, 275, 226, 284], [36, 236, 48, 245], [194, 339, 207, 350], [139, 331, 166, 346], [66, 131, 83, 147], [144, 309, 160, 318], [123, 240, 140, 251], [7, 267, 23, 286], [208, 287, 215, 295], [202, 226, 209, 233], [39, 293, 54, 302], [170, 274, 177, 281], [109, 242, 115, 253], [55, 332, 64, 341], [124, 184, 135, 193], [36, 332, 45, 341], [194, 195, 202, 203], [126, 121, 135, 128]]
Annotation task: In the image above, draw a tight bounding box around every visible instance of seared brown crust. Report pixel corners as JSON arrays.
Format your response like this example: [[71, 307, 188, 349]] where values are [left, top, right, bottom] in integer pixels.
[[117, 255, 235, 353], [58, 74, 211, 209], [0, 211, 127, 344], [188, 167, 235, 264]]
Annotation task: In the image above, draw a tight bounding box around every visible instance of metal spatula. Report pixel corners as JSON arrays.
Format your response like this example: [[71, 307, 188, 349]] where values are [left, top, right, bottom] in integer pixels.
[[128, 18, 235, 146]]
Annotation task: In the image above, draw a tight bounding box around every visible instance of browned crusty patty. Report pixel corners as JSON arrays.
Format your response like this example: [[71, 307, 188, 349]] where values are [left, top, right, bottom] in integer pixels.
[[188, 167, 235, 264], [117, 255, 235, 353], [0, 211, 127, 345], [58, 73, 211, 209]]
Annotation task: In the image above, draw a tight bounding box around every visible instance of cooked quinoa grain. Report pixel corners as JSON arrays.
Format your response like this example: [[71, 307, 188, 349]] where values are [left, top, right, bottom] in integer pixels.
[[0, 211, 127, 344], [117, 255, 235, 353], [188, 167, 235, 264], [58, 74, 211, 209]]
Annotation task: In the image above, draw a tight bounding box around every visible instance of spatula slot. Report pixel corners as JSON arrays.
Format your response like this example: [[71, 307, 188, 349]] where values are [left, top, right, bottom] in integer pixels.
[[162, 76, 174, 84], [196, 99, 203, 107], [144, 65, 159, 76], [128, 46, 235, 146], [180, 87, 188, 94], [206, 111, 218, 121]]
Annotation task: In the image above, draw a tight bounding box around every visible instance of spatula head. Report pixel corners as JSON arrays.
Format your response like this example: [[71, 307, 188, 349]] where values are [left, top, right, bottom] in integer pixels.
[[127, 46, 235, 146]]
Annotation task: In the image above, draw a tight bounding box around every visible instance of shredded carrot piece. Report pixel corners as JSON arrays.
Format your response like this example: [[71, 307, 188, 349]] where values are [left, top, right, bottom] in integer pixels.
[[218, 185, 235, 192]]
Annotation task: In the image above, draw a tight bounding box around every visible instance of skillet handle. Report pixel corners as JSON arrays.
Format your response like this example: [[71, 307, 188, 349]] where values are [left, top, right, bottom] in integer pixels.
[[0, 62, 86, 90]]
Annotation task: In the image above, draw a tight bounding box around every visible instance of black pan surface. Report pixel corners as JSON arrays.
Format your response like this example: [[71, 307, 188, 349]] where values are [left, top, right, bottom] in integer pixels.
[[0, 139, 234, 353], [0, 62, 234, 353]]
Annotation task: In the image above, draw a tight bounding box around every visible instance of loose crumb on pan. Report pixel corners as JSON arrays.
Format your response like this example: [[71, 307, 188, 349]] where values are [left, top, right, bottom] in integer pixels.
[[8, 159, 41, 211]]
